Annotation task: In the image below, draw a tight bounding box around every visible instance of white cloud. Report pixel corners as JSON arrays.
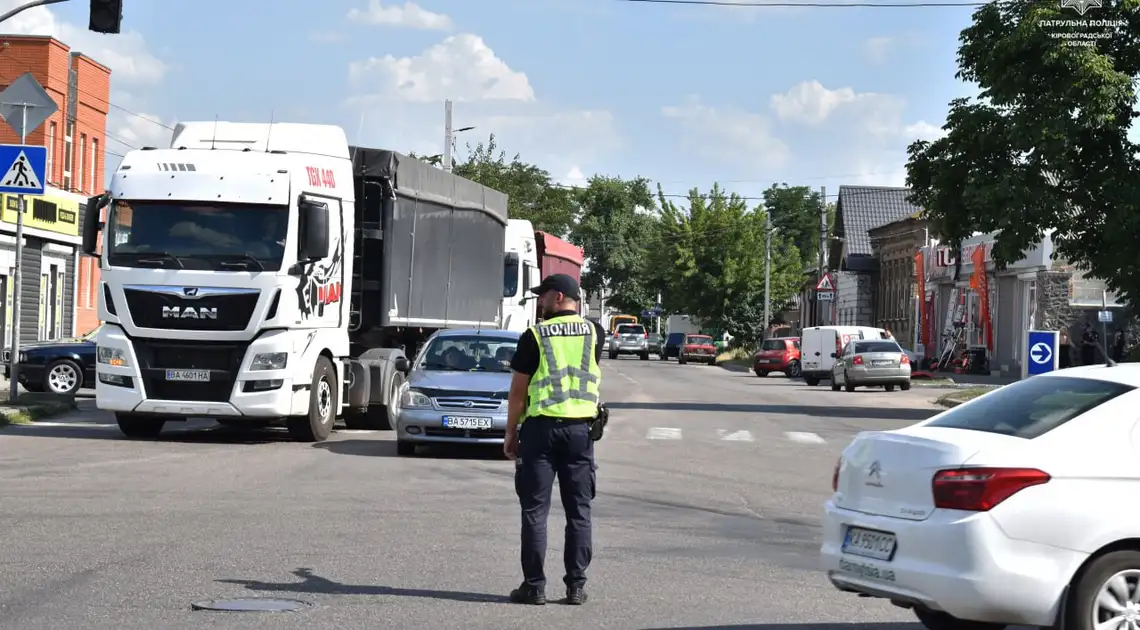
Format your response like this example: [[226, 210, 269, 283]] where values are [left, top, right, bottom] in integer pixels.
[[347, 0, 452, 30], [770, 80, 905, 131], [902, 120, 946, 142], [563, 166, 586, 186], [661, 95, 790, 170], [345, 34, 618, 185], [348, 34, 533, 103]]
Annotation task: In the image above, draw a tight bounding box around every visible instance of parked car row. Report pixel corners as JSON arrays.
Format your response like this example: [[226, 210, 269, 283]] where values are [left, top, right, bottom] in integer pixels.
[[607, 327, 719, 366]]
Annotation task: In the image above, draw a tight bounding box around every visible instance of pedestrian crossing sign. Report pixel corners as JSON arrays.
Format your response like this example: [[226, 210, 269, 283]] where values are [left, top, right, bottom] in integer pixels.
[[0, 144, 46, 195], [815, 273, 834, 291]]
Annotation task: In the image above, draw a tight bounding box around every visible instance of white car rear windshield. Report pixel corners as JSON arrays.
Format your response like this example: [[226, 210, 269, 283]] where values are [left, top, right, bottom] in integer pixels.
[[617, 325, 645, 335], [925, 376, 1134, 439]]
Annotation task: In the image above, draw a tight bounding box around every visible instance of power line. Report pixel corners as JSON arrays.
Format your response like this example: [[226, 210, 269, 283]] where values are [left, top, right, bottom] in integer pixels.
[[620, 0, 988, 7]]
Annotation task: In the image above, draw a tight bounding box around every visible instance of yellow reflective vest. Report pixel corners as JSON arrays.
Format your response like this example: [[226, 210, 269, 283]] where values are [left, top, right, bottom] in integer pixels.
[[524, 314, 602, 421]]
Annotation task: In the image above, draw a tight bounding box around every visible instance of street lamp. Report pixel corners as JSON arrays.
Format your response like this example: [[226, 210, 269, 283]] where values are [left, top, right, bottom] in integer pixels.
[[443, 99, 475, 172]]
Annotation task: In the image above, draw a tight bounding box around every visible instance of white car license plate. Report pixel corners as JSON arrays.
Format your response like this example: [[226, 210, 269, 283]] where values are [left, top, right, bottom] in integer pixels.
[[842, 526, 897, 561], [443, 416, 493, 430], [872, 360, 893, 366], [165, 369, 210, 382], [758, 359, 773, 364]]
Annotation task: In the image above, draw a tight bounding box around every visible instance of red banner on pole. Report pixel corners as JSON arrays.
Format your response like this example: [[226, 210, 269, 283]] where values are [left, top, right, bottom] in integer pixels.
[[915, 251, 926, 346], [972, 246, 993, 351]]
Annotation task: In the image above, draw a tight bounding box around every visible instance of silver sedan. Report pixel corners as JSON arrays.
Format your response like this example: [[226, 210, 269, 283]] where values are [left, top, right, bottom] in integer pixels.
[[830, 339, 912, 392]]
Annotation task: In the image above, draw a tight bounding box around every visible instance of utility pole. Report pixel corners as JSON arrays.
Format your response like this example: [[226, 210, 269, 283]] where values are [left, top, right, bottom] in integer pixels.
[[656, 291, 662, 335], [763, 211, 771, 337], [1102, 289, 1111, 363], [442, 99, 453, 172]]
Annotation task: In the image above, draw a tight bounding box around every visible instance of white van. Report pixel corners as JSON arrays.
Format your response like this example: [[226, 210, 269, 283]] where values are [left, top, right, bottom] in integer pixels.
[[800, 326, 893, 386]]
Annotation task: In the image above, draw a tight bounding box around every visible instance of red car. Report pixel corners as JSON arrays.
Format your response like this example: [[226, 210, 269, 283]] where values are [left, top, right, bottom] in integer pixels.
[[753, 337, 801, 378], [678, 334, 717, 365]]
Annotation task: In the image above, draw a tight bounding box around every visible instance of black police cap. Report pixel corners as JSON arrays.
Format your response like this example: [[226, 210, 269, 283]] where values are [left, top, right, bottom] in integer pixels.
[[530, 273, 581, 300]]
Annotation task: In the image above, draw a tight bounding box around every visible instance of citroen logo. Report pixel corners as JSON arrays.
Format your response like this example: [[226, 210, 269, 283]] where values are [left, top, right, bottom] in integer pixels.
[[868, 461, 882, 479], [183, 287, 199, 297], [463, 400, 474, 408]]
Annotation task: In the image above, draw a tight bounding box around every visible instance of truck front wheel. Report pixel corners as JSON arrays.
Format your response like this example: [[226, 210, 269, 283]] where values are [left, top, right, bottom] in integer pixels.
[[287, 356, 336, 442], [116, 413, 165, 439]]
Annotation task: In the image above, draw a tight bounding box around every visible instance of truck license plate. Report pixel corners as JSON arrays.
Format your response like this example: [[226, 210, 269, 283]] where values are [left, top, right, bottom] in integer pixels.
[[443, 416, 492, 430], [841, 526, 897, 561], [166, 369, 210, 382]]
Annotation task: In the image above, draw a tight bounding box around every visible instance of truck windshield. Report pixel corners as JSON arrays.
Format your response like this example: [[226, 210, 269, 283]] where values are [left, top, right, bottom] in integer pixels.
[[106, 201, 289, 271]]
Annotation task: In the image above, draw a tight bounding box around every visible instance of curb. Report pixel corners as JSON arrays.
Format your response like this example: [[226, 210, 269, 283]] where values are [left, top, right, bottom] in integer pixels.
[[933, 398, 965, 408], [0, 400, 77, 428], [716, 360, 752, 373]]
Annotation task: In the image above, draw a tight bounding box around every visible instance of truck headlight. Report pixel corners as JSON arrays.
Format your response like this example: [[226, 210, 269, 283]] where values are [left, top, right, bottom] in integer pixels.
[[97, 346, 128, 367], [250, 352, 288, 370], [399, 389, 431, 408]]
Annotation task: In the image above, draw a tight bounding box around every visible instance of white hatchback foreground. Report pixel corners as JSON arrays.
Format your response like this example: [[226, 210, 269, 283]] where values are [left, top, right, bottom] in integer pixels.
[[821, 364, 1140, 630]]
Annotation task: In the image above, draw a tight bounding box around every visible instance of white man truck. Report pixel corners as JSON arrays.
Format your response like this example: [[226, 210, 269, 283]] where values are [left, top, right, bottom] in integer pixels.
[[501, 219, 585, 331], [81, 121, 508, 442]]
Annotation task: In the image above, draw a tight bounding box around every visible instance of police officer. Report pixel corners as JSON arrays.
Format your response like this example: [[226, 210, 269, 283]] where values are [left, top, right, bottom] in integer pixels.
[[505, 273, 605, 606]]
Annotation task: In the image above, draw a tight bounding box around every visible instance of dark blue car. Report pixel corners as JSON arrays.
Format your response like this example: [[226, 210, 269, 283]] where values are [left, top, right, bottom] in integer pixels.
[[2, 325, 98, 395]]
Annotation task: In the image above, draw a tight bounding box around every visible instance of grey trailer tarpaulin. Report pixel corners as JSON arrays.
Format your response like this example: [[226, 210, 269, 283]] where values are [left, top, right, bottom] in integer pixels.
[[350, 147, 508, 329]]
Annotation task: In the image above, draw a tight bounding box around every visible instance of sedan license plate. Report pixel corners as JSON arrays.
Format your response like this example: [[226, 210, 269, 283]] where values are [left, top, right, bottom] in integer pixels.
[[165, 369, 210, 382], [443, 416, 493, 430], [842, 526, 897, 561], [872, 360, 893, 366]]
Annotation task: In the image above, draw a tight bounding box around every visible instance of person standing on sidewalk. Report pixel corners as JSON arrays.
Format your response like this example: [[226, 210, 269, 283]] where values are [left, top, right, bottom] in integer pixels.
[[504, 273, 605, 606]]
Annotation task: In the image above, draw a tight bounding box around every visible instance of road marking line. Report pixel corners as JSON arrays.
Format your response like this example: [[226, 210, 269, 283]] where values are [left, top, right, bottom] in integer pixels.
[[646, 427, 682, 440], [784, 431, 826, 444], [717, 429, 754, 442], [19, 422, 117, 428]]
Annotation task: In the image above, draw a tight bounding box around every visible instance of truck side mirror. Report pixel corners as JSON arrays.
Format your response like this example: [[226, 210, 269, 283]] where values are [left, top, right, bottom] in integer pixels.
[[81, 194, 109, 256], [299, 198, 330, 260], [830, 352, 837, 358], [394, 356, 410, 373]]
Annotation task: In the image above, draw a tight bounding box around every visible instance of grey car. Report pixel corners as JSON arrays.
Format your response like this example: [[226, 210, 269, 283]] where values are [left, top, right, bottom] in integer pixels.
[[831, 339, 912, 392], [394, 329, 519, 456], [608, 323, 650, 360]]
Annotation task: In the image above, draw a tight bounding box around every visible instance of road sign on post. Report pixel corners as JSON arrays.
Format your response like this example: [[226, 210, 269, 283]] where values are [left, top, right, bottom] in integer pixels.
[[815, 273, 834, 292], [1023, 330, 1059, 379], [0, 71, 58, 404], [0, 144, 45, 195]]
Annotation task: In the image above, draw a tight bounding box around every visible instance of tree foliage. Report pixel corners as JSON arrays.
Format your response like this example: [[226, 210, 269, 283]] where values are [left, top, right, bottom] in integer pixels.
[[653, 185, 802, 342], [905, 0, 1140, 299], [763, 184, 827, 270], [570, 176, 658, 313]]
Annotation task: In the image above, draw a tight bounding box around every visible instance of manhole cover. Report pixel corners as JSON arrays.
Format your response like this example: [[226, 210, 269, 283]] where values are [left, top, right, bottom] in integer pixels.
[[191, 598, 314, 612]]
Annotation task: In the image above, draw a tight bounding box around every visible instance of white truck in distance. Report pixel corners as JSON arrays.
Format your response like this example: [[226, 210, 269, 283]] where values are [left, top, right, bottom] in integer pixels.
[[82, 121, 508, 442]]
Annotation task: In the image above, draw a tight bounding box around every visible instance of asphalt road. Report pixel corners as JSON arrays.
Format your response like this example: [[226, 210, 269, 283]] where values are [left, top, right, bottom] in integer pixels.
[[0, 358, 954, 630]]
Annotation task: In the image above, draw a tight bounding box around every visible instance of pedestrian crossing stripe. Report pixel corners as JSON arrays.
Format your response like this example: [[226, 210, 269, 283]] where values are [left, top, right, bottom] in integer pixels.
[[641, 428, 826, 444], [1, 150, 42, 190], [646, 427, 682, 440], [716, 429, 754, 442]]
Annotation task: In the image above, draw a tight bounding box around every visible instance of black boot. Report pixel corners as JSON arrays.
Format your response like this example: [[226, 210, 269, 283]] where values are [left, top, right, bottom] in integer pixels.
[[564, 585, 587, 605], [509, 584, 546, 605]]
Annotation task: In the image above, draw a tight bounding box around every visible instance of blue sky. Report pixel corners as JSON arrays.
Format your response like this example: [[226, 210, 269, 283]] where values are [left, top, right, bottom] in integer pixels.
[[2, 0, 1008, 204]]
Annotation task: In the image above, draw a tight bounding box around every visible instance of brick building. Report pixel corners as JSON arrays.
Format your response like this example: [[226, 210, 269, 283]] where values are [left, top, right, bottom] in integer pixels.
[[0, 35, 110, 344], [868, 213, 928, 351]]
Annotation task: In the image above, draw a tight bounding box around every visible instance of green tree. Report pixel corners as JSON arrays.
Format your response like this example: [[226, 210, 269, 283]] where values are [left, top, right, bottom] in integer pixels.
[[414, 135, 578, 237], [570, 175, 658, 313], [905, 0, 1140, 298], [763, 184, 826, 270], [654, 185, 801, 342]]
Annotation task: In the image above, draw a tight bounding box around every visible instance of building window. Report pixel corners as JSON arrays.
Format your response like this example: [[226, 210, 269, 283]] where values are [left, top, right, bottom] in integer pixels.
[[46, 122, 56, 183], [63, 122, 73, 191], [91, 138, 98, 193], [79, 134, 86, 194]]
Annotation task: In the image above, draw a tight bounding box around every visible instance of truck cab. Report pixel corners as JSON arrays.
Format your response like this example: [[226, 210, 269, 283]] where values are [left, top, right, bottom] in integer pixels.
[[502, 219, 540, 332], [84, 121, 508, 442]]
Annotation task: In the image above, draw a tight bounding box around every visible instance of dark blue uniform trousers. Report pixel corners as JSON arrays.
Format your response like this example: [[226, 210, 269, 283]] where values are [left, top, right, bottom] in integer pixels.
[[515, 416, 596, 590]]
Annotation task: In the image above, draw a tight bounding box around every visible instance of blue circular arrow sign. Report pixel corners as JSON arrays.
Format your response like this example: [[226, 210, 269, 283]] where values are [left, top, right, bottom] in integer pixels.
[[1029, 342, 1053, 365]]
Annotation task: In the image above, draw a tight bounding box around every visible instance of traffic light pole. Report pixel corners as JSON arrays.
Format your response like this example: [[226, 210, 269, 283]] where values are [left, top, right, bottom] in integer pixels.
[[0, 0, 69, 25]]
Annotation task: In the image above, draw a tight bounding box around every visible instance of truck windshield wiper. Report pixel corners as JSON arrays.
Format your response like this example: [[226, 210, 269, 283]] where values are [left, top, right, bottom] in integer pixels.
[[134, 251, 185, 269], [218, 253, 265, 271]]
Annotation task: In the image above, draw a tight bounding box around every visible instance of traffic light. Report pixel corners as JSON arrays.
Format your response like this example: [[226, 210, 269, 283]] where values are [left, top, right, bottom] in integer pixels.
[[88, 0, 122, 35]]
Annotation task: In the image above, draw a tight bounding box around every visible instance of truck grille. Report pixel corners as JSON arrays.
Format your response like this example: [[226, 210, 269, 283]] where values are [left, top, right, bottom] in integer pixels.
[[435, 397, 502, 410], [133, 338, 248, 403], [124, 285, 260, 332]]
